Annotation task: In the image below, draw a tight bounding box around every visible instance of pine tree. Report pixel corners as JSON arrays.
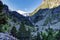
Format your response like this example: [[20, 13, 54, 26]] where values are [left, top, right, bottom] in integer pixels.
[[0, 25, 3, 32], [27, 28, 31, 40], [0, 1, 7, 32], [36, 32, 41, 40], [55, 30, 60, 40], [47, 28, 54, 40], [11, 26, 17, 37], [0, 1, 3, 12], [17, 22, 32, 40], [41, 28, 57, 40], [17, 22, 27, 39]]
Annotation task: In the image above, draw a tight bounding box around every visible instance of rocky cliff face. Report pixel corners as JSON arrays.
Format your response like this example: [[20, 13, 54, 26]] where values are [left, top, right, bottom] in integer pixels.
[[29, 0, 60, 31], [0, 33, 18, 40], [1, 0, 60, 39]]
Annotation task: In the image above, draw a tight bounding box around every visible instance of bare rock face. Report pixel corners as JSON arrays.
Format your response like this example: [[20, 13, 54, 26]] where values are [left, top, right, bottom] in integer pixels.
[[30, 0, 60, 16], [43, 0, 60, 8], [0, 33, 18, 40]]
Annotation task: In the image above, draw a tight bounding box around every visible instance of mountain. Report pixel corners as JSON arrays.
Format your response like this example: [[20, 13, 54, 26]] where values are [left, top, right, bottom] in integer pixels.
[[0, 1, 34, 39], [1, 0, 60, 39], [3, 0, 60, 32], [30, 0, 60, 16], [2, 4, 33, 27], [1, 0, 60, 30], [29, 0, 60, 31]]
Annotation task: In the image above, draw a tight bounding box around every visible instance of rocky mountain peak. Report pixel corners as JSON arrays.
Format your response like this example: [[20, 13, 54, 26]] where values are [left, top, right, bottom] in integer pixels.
[[29, 0, 60, 16], [42, 0, 60, 8]]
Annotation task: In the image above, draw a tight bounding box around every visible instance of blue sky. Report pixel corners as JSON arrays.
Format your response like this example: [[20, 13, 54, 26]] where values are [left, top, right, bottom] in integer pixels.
[[2, 0, 43, 12]]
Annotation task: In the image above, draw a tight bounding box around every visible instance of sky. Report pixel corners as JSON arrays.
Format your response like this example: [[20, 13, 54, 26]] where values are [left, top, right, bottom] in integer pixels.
[[2, 0, 43, 13]]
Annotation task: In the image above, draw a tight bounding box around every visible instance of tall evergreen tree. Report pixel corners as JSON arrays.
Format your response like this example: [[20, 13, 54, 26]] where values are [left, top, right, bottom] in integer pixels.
[[36, 32, 41, 40], [55, 30, 60, 40], [11, 26, 17, 37], [0, 1, 7, 32], [17, 22, 31, 40], [0, 1, 3, 12], [17, 22, 27, 39]]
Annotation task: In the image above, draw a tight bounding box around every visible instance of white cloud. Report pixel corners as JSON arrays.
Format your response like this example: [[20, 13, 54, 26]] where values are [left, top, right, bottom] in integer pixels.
[[16, 10, 29, 16], [17, 10, 27, 14]]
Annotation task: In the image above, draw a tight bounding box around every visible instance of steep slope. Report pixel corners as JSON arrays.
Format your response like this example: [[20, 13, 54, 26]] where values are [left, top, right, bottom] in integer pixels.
[[30, 0, 60, 16], [3, 4, 33, 27], [0, 1, 34, 35], [0, 33, 18, 40], [29, 0, 60, 31], [30, 6, 60, 31], [0, 1, 34, 39]]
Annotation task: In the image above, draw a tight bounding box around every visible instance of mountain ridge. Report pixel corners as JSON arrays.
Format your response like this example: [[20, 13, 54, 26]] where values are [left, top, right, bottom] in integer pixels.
[[30, 0, 60, 16], [1, 0, 60, 40], [29, 5, 60, 31]]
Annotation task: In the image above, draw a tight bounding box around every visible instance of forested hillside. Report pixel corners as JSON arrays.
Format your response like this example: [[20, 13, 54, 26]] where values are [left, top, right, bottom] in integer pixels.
[[1, 0, 60, 40]]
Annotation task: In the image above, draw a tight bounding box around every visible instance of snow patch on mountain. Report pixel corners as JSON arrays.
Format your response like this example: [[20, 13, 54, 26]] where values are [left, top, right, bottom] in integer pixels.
[[17, 10, 29, 16]]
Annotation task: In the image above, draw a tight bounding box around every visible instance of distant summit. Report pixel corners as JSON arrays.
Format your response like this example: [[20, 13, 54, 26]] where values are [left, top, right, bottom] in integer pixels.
[[30, 0, 60, 16], [17, 10, 29, 16]]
